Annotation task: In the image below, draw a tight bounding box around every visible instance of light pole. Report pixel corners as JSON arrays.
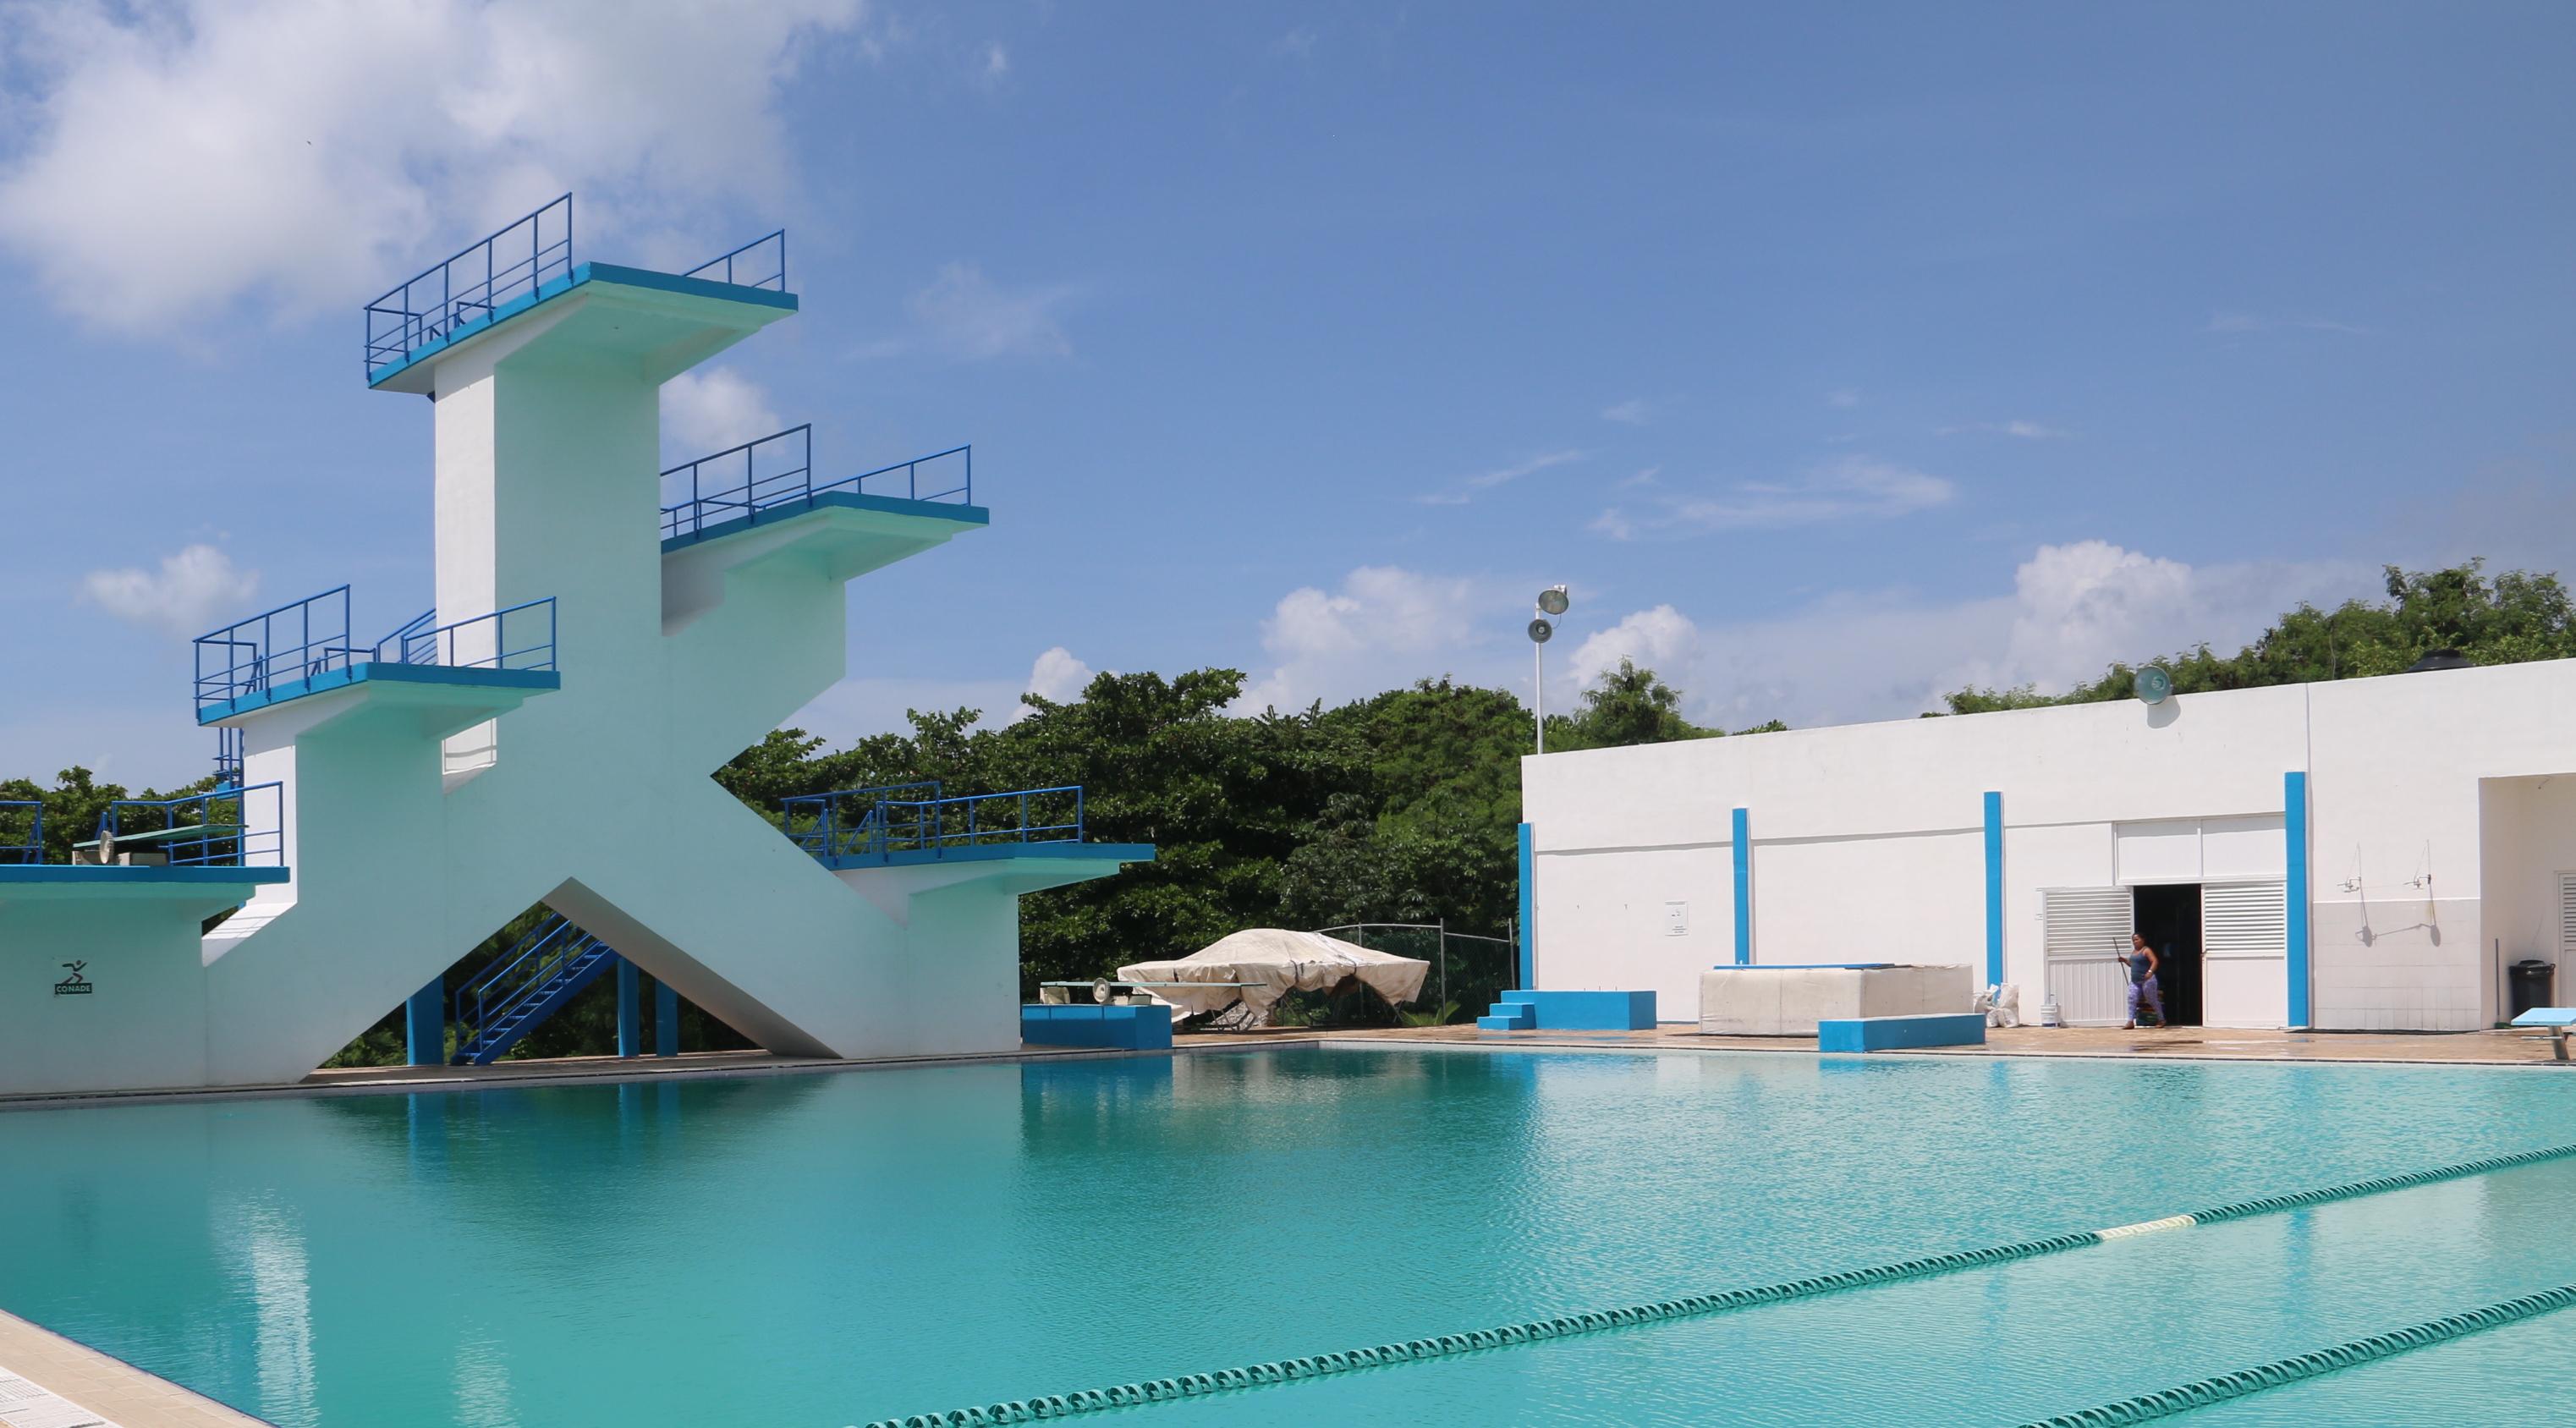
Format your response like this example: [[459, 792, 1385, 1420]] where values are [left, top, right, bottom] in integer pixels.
[[1530, 585, 1569, 755]]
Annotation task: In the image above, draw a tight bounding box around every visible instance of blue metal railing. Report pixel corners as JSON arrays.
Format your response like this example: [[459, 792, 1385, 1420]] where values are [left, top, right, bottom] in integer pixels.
[[453, 914, 612, 1053], [194, 590, 555, 713], [660, 425, 812, 540], [781, 781, 943, 860], [95, 782, 283, 866], [376, 600, 556, 673], [785, 784, 1084, 863], [378, 607, 437, 663], [684, 229, 785, 291], [660, 428, 972, 540], [0, 800, 40, 865], [213, 728, 243, 789], [195, 586, 355, 713], [365, 194, 574, 378]]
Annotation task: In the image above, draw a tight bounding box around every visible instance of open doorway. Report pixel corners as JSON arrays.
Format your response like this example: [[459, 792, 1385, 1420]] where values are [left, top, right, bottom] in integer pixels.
[[2132, 883, 2204, 1026]]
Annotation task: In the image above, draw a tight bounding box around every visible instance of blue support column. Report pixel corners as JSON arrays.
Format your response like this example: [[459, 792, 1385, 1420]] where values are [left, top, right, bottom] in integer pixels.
[[1517, 821, 1535, 987], [617, 958, 641, 1058], [1982, 791, 2005, 986], [656, 978, 678, 1057], [2285, 771, 2311, 1028], [404, 977, 445, 1066], [1732, 806, 1752, 966]]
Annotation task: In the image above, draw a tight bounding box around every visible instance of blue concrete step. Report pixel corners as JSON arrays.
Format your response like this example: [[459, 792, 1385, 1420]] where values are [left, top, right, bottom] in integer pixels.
[[1478, 1002, 1536, 1031]]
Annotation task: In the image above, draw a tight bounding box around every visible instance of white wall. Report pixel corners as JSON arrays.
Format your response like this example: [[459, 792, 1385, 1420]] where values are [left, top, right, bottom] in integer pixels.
[[2480, 775, 2576, 1008], [1526, 658, 2576, 1032], [1530, 844, 1732, 1016], [1749, 831, 1981, 967]]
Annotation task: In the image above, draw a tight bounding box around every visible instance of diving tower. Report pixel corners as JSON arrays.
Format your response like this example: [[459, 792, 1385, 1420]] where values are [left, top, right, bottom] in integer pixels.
[[0, 195, 1151, 1096]]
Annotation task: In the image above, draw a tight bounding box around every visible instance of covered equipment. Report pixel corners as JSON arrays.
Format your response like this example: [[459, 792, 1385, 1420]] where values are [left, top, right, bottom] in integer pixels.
[[1118, 929, 1430, 1028]]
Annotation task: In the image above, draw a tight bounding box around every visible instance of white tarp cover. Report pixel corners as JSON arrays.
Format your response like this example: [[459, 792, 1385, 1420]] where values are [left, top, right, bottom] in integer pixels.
[[1118, 929, 1431, 1026]]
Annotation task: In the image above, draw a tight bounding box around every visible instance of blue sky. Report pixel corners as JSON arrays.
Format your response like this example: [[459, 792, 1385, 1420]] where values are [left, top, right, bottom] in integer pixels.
[[3, 1, 2572, 786]]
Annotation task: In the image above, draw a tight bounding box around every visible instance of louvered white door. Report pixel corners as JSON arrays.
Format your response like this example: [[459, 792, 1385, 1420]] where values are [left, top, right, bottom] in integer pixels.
[[2203, 879, 2288, 1028], [2045, 887, 2134, 1025], [2559, 873, 2576, 961]]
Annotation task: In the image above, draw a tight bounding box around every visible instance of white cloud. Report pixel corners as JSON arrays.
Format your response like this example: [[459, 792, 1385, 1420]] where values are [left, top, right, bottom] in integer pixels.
[[660, 366, 781, 460], [80, 544, 261, 638], [1236, 566, 1489, 712], [0, 0, 871, 334], [1272, 27, 1319, 58], [977, 41, 1009, 88], [1568, 605, 1702, 691], [1594, 454, 1955, 538], [1600, 398, 1651, 425], [1618, 466, 1661, 489], [1939, 419, 2068, 440], [1012, 645, 1095, 721], [1417, 448, 1585, 506], [860, 261, 1077, 362], [1826, 388, 1861, 408], [1564, 541, 2371, 732]]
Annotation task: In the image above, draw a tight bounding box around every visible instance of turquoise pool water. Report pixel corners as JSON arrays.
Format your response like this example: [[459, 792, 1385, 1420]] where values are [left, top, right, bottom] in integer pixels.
[[3, 1046, 2574, 1426]]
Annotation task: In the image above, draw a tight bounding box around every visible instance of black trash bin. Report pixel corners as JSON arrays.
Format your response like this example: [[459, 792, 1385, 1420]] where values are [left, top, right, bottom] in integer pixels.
[[2509, 959, 2555, 1019]]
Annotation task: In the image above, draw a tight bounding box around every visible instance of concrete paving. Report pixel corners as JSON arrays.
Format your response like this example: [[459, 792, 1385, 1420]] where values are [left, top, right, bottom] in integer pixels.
[[0, 1309, 268, 1427]]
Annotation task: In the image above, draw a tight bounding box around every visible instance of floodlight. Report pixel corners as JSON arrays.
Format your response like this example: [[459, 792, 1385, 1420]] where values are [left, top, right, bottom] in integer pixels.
[[1537, 585, 1570, 616]]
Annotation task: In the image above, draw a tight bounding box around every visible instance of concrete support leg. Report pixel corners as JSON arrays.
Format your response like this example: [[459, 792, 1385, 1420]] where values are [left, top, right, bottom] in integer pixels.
[[617, 958, 641, 1058], [404, 977, 445, 1066], [656, 978, 678, 1057]]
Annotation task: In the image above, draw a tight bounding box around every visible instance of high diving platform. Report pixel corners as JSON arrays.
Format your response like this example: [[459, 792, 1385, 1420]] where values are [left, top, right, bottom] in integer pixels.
[[1, 194, 1154, 1098]]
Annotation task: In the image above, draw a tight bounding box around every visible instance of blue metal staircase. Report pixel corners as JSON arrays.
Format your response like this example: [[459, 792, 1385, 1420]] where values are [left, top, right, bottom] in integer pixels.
[[451, 914, 619, 1065]]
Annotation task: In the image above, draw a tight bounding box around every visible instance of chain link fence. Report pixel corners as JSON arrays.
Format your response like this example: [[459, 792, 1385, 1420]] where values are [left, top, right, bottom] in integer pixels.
[[1293, 920, 1519, 1026]]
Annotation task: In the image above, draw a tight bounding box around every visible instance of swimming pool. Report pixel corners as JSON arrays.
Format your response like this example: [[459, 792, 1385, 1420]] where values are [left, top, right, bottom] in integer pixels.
[[3, 1046, 2573, 1425]]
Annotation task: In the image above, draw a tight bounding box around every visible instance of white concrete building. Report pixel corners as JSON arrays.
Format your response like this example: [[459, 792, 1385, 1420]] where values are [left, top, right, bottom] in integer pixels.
[[1521, 659, 2576, 1031]]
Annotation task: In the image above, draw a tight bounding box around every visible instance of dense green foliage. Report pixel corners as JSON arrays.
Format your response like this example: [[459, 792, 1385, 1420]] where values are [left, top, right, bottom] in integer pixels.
[[1942, 561, 2576, 714], [21, 557, 2561, 1063]]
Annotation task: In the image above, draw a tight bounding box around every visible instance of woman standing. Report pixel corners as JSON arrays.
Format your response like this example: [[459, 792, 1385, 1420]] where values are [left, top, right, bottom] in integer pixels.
[[2123, 932, 2163, 1030]]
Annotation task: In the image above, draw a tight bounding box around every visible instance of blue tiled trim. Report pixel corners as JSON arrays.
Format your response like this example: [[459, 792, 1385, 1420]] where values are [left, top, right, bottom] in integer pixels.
[[1983, 790, 2005, 986], [0, 865, 289, 886], [2286, 771, 2310, 1027], [661, 491, 991, 553], [1021, 1002, 1173, 1050], [198, 663, 561, 725], [819, 841, 1156, 872], [1496, 989, 1656, 1030], [1517, 821, 1535, 986], [367, 261, 799, 388], [1732, 806, 1751, 966], [1818, 1013, 1987, 1053]]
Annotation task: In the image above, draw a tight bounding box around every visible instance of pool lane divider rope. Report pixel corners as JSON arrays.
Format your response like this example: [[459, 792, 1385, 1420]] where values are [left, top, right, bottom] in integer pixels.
[[2015, 1282, 2576, 1425], [860, 1142, 2576, 1428]]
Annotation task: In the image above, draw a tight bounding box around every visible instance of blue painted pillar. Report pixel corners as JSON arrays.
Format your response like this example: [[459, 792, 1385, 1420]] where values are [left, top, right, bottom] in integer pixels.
[[1731, 807, 1752, 966], [1516, 821, 1535, 988], [404, 977, 445, 1066], [656, 979, 679, 1057], [617, 958, 641, 1058], [2285, 771, 2311, 1028], [1982, 791, 2005, 986]]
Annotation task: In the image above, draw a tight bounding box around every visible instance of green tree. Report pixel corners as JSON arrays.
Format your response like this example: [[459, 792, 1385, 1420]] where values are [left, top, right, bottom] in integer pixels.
[[1940, 560, 2576, 713]]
